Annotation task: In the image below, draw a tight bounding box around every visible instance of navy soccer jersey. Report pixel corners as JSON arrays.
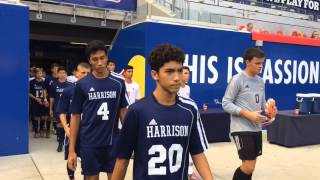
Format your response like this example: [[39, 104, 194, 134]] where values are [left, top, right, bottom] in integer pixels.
[[30, 79, 46, 100], [56, 85, 75, 123], [70, 73, 129, 147], [117, 95, 208, 180], [50, 80, 73, 109]]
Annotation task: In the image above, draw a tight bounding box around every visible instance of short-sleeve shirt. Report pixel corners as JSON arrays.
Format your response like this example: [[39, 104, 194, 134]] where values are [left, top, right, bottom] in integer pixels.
[[29, 79, 46, 102], [70, 73, 129, 147], [56, 85, 75, 123], [49, 80, 73, 110], [116, 95, 208, 180]]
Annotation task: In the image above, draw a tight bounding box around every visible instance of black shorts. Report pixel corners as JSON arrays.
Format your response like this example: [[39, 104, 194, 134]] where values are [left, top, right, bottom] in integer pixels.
[[231, 131, 262, 160], [30, 102, 47, 117]]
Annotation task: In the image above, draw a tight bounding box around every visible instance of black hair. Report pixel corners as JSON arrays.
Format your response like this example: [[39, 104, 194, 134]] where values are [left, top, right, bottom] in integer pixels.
[[85, 40, 107, 60], [51, 63, 59, 69], [124, 65, 134, 71], [243, 48, 265, 62], [148, 44, 185, 72], [182, 66, 190, 71], [107, 59, 116, 65], [57, 66, 66, 72]]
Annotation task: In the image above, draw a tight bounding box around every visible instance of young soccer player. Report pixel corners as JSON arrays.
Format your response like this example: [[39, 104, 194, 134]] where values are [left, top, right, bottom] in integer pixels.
[[67, 40, 129, 180], [50, 66, 73, 152], [222, 48, 277, 180], [112, 44, 213, 180], [56, 63, 91, 180], [29, 68, 49, 138]]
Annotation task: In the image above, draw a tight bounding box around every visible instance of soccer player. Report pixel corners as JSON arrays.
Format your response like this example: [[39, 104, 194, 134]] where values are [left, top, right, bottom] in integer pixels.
[[112, 44, 213, 180], [56, 63, 91, 180], [67, 40, 129, 180], [123, 65, 140, 104], [222, 48, 277, 180], [178, 66, 190, 98], [50, 66, 73, 152], [29, 68, 49, 138], [44, 63, 59, 138]]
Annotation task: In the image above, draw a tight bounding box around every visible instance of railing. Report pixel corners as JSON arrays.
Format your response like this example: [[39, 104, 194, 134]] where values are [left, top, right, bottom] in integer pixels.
[[136, 0, 320, 37]]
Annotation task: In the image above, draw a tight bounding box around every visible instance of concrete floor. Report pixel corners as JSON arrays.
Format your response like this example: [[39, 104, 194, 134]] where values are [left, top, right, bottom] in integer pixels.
[[0, 131, 319, 180]]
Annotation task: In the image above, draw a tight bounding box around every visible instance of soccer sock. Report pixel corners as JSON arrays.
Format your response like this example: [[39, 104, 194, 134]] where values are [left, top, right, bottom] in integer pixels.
[[46, 120, 51, 132], [232, 167, 252, 180], [40, 120, 45, 131], [67, 164, 75, 180], [57, 128, 65, 144], [34, 119, 39, 133]]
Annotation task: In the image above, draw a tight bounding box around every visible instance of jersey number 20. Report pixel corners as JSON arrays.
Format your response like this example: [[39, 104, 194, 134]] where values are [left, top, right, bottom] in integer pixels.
[[148, 144, 183, 175], [97, 102, 109, 120]]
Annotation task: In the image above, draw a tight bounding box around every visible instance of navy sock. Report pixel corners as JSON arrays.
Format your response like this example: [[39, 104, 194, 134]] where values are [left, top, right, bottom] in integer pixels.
[[67, 164, 75, 180], [232, 167, 252, 180], [57, 128, 65, 144]]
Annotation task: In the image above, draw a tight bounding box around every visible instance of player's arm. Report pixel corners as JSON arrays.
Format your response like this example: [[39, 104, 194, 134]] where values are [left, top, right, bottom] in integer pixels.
[[189, 108, 213, 179], [135, 84, 141, 102], [59, 113, 69, 137], [222, 78, 266, 122], [112, 107, 138, 180], [68, 114, 80, 171], [29, 93, 42, 104], [111, 159, 130, 180], [119, 107, 127, 123], [119, 80, 129, 123], [192, 153, 214, 180]]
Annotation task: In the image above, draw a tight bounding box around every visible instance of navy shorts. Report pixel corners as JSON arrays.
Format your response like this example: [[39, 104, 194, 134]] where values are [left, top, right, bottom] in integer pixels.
[[31, 102, 47, 117], [80, 145, 116, 176]]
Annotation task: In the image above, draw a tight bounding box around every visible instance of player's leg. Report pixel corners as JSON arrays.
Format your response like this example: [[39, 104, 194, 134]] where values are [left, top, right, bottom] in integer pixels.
[[40, 108, 47, 137], [101, 145, 117, 180], [43, 105, 51, 138], [33, 116, 40, 138], [64, 135, 75, 180], [56, 123, 65, 152], [232, 132, 262, 180], [80, 147, 101, 180]]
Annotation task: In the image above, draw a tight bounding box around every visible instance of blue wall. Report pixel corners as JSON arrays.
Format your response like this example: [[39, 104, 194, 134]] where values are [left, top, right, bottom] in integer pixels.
[[110, 22, 320, 110], [0, 4, 29, 156]]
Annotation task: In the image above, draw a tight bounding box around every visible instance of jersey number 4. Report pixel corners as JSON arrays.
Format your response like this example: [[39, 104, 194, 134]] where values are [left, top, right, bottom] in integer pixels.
[[97, 102, 109, 120], [148, 144, 183, 175]]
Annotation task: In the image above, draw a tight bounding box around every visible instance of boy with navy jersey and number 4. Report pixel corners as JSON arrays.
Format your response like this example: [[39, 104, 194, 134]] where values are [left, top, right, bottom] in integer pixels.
[[67, 40, 129, 180], [112, 44, 214, 180]]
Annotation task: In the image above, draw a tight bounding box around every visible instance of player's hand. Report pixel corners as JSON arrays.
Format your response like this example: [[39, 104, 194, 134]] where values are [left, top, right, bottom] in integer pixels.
[[36, 98, 42, 105], [67, 151, 77, 171], [43, 100, 49, 107], [64, 127, 70, 138], [243, 110, 268, 123]]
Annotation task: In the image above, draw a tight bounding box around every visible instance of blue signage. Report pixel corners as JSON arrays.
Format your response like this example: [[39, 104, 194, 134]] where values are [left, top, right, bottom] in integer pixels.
[[109, 22, 320, 110], [52, 0, 137, 11]]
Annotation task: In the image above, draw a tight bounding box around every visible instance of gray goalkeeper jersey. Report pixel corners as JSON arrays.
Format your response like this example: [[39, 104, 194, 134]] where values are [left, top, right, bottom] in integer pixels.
[[222, 71, 266, 133]]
